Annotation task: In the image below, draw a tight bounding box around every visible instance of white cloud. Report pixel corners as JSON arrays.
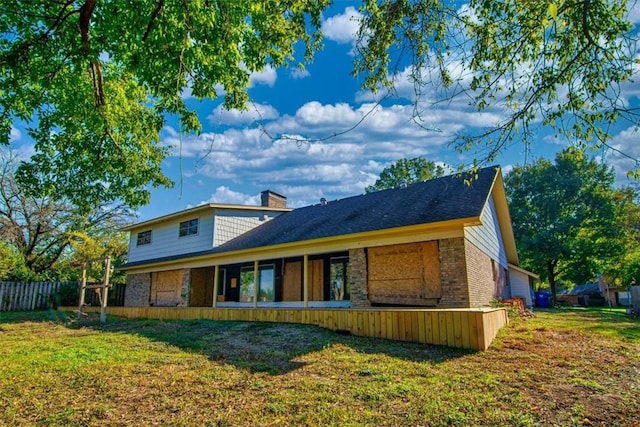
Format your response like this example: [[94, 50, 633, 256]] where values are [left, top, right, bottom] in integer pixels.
[[294, 101, 365, 126], [183, 65, 276, 99], [4, 126, 35, 160], [628, 1, 640, 25], [290, 67, 311, 79], [605, 125, 640, 184], [501, 164, 514, 176], [322, 6, 362, 44], [208, 103, 280, 126], [9, 126, 21, 142], [249, 65, 277, 87], [199, 186, 261, 206], [14, 144, 36, 160], [161, 80, 541, 208]]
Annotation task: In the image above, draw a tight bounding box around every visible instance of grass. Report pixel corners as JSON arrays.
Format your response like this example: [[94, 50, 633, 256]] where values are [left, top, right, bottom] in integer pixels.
[[1, 307, 638, 426]]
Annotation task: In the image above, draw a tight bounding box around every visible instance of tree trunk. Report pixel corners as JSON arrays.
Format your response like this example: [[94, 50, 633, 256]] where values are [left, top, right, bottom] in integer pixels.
[[547, 260, 558, 307]]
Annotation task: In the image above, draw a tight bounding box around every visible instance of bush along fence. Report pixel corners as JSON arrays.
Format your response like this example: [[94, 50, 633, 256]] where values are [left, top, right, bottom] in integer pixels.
[[0, 282, 126, 312]]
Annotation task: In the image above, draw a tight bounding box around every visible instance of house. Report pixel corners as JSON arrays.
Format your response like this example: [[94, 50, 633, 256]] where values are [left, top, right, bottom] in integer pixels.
[[121, 190, 290, 307], [557, 283, 605, 307], [121, 166, 536, 311]]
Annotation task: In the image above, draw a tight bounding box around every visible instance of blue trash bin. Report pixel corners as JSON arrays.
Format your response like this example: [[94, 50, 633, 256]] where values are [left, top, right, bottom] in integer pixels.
[[535, 291, 550, 308]]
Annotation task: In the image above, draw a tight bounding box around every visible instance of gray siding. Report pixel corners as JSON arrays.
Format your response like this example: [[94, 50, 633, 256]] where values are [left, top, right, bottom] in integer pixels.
[[464, 195, 508, 268], [126, 208, 286, 263], [213, 209, 283, 246], [127, 213, 215, 263]]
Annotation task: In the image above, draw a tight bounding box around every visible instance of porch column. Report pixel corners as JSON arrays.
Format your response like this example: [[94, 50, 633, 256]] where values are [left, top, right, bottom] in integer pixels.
[[253, 260, 259, 308], [303, 254, 309, 308], [212, 265, 219, 308]]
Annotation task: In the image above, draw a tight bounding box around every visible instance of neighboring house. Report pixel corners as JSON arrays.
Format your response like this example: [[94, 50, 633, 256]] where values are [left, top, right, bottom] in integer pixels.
[[557, 283, 604, 307], [121, 166, 536, 309]]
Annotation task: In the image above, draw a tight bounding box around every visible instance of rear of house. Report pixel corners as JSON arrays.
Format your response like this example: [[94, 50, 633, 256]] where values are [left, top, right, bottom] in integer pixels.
[[121, 167, 536, 310]]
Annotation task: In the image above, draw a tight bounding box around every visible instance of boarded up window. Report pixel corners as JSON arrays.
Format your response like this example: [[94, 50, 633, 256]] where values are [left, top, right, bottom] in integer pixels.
[[190, 267, 214, 307], [282, 259, 324, 301], [368, 241, 441, 306], [282, 261, 302, 302], [150, 270, 183, 306]]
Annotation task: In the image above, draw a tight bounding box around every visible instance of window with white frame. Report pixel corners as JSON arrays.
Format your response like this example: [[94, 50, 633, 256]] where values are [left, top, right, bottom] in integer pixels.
[[136, 230, 152, 246], [179, 218, 199, 237]]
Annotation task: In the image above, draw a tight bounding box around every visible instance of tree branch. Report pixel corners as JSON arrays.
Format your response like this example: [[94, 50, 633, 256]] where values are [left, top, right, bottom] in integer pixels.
[[143, 0, 165, 42], [79, 0, 96, 53]]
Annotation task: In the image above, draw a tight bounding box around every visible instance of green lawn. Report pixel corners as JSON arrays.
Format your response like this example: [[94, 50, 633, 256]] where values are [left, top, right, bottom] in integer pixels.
[[1, 307, 638, 426]]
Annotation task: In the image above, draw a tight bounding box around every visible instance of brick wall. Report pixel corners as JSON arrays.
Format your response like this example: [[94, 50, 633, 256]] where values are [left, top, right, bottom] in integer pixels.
[[349, 248, 370, 307], [464, 239, 500, 307], [180, 268, 191, 307], [124, 273, 151, 307], [437, 238, 470, 307]]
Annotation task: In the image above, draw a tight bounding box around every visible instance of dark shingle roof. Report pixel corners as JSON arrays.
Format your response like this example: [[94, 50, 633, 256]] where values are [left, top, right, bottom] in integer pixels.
[[214, 166, 499, 253], [121, 166, 499, 269]]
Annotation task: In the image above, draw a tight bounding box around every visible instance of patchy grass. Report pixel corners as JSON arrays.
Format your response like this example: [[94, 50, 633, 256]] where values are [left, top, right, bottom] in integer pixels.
[[0, 308, 638, 426]]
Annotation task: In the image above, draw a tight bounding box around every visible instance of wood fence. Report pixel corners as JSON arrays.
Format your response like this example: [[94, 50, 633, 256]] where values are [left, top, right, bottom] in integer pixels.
[[83, 283, 127, 308], [0, 282, 127, 312], [0, 282, 72, 311], [78, 306, 509, 351]]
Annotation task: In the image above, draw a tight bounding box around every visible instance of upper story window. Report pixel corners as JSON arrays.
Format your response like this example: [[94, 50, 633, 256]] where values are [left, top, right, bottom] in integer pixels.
[[179, 218, 199, 237], [136, 230, 152, 246]]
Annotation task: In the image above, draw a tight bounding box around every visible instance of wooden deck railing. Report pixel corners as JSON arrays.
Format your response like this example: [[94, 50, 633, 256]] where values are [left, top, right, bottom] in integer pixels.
[[78, 306, 508, 351]]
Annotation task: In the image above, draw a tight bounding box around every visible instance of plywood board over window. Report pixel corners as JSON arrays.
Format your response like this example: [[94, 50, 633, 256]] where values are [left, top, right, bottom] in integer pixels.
[[150, 270, 183, 306], [368, 241, 442, 306], [282, 261, 302, 302], [190, 267, 215, 307]]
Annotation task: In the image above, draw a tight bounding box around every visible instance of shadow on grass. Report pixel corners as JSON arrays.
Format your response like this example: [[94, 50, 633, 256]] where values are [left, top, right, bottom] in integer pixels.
[[52, 312, 472, 375], [0, 308, 70, 325]]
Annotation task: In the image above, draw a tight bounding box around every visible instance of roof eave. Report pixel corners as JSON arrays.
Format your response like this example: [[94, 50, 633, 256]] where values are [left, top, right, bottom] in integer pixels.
[[508, 263, 539, 280], [120, 204, 292, 231], [486, 167, 519, 265]]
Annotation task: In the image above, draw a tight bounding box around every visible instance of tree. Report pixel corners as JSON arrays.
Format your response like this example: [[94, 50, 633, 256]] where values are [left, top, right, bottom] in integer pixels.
[[0, 239, 23, 280], [355, 0, 638, 168], [505, 147, 631, 303], [1, 1, 327, 211], [366, 157, 446, 192], [0, 151, 132, 280], [604, 187, 640, 289], [2, 1, 638, 213], [64, 230, 129, 284]]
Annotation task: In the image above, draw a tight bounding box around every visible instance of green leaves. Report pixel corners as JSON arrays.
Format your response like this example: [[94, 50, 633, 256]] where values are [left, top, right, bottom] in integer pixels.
[[365, 157, 446, 192], [0, 151, 133, 280], [354, 0, 637, 164], [505, 147, 633, 294], [1, 0, 329, 211]]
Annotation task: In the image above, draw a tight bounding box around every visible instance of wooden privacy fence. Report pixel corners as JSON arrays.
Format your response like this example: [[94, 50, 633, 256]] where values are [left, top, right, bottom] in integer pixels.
[[78, 306, 509, 351], [82, 283, 126, 308], [0, 281, 74, 312], [0, 282, 127, 312]]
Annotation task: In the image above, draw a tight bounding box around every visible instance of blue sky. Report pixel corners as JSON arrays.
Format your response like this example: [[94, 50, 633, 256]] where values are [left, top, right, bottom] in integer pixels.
[[7, 1, 640, 220]]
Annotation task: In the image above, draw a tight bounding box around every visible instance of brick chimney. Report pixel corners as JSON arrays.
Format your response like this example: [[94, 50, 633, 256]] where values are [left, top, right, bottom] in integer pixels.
[[261, 190, 287, 208]]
